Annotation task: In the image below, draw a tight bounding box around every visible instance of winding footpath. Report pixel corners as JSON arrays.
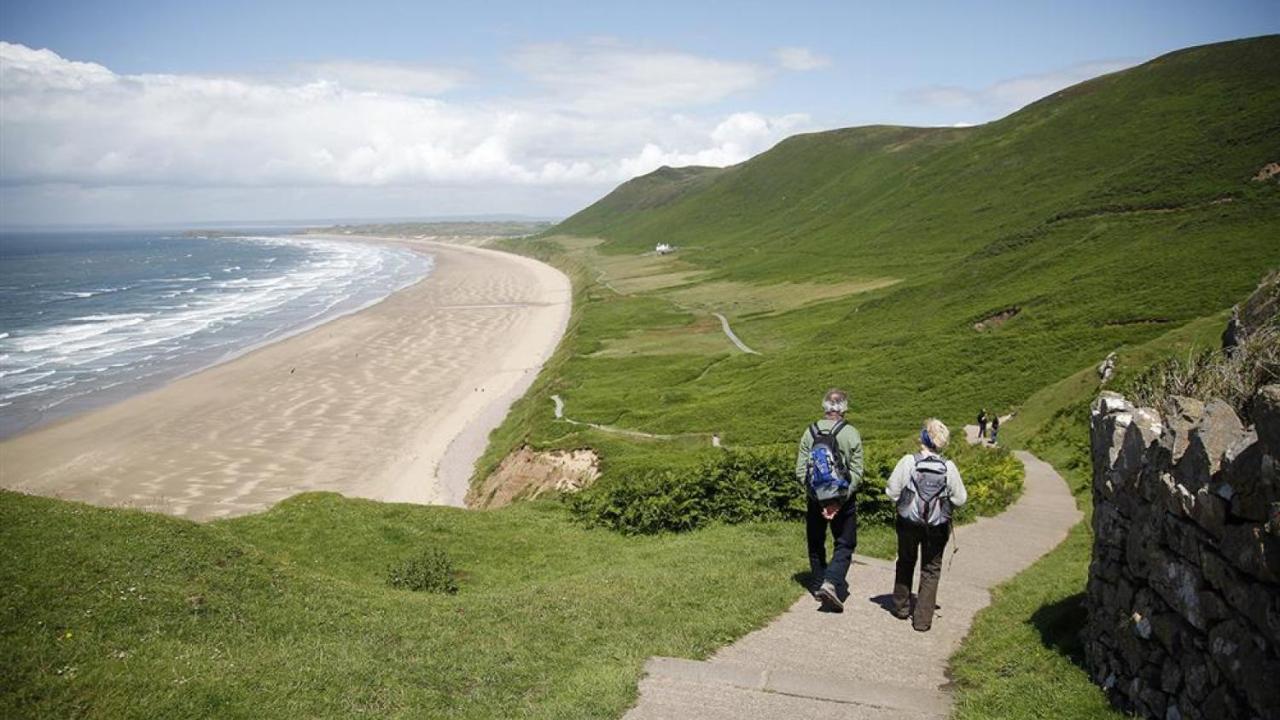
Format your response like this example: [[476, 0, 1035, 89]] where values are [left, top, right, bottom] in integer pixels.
[[712, 312, 760, 355], [624, 434, 1081, 719]]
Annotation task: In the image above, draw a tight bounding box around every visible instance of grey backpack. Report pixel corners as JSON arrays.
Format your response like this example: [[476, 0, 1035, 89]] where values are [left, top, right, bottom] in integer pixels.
[[896, 453, 952, 527]]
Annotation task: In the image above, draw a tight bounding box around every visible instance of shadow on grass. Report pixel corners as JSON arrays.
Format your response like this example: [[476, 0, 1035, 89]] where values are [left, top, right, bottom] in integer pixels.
[[791, 570, 815, 593], [1030, 591, 1088, 668]]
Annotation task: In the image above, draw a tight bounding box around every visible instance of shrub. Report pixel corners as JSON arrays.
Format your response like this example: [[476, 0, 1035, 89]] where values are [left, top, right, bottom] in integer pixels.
[[946, 440, 1025, 521], [565, 440, 996, 534], [386, 548, 459, 594]]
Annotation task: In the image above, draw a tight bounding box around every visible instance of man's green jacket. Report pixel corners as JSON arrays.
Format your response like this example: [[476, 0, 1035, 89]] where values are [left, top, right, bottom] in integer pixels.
[[795, 417, 864, 491]]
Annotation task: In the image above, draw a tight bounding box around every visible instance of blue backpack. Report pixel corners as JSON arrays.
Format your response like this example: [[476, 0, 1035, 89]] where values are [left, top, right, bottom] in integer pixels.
[[806, 421, 851, 503]]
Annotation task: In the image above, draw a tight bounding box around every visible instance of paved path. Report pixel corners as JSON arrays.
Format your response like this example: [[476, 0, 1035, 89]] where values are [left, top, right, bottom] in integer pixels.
[[624, 449, 1081, 719], [712, 312, 760, 355], [964, 414, 1014, 446]]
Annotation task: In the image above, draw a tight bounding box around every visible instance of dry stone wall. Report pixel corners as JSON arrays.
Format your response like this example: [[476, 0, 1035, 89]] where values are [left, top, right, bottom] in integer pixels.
[[1085, 386, 1280, 720]]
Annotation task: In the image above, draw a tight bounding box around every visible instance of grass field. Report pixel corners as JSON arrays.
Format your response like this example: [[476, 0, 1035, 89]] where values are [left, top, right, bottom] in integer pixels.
[[0, 490, 901, 719]]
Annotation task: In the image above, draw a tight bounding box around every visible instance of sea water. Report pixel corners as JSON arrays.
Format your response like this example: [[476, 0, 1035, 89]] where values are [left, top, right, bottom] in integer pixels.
[[0, 230, 433, 438]]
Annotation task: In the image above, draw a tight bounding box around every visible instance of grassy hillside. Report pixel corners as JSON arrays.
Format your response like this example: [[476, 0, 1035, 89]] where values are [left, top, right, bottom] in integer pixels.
[[2, 490, 867, 718], [491, 36, 1280, 470]]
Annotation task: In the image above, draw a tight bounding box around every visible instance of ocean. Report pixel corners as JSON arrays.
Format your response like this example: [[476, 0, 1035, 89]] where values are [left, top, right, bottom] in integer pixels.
[[0, 230, 433, 438]]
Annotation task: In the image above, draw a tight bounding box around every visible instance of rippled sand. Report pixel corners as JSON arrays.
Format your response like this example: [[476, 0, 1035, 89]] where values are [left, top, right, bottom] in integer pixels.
[[0, 238, 571, 520]]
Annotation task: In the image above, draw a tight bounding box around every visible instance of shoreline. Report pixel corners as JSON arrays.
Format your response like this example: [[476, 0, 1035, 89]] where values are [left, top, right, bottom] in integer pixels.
[[0, 236, 571, 519]]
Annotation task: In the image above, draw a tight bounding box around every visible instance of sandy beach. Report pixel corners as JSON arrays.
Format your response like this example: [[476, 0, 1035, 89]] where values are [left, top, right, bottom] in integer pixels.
[[0, 237, 571, 520]]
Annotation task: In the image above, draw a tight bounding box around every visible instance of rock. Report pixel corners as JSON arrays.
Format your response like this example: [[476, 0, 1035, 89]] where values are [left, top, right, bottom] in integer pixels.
[[1190, 487, 1226, 539], [1220, 523, 1280, 584], [1221, 434, 1273, 522], [1160, 657, 1182, 695], [1149, 550, 1205, 630], [1253, 385, 1280, 456], [1093, 501, 1128, 548], [1174, 399, 1246, 492], [1133, 611, 1153, 639], [1181, 657, 1209, 702], [1163, 396, 1205, 464]]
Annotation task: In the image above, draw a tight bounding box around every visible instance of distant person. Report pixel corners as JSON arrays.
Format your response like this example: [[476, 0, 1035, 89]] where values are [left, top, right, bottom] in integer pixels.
[[886, 419, 967, 632], [976, 409, 988, 439], [796, 388, 864, 612], [990, 413, 1001, 444]]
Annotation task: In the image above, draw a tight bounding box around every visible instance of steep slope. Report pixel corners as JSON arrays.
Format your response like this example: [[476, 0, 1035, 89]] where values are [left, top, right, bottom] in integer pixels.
[[494, 35, 1280, 463], [558, 36, 1279, 283]]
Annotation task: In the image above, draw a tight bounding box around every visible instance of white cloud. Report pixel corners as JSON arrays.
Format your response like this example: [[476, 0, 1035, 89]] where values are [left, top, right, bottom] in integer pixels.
[[303, 60, 465, 95], [511, 41, 766, 112], [902, 59, 1138, 115], [773, 47, 830, 72], [0, 41, 808, 204]]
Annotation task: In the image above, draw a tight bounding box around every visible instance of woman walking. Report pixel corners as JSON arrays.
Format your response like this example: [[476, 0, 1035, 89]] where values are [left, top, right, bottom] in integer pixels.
[[885, 419, 967, 631]]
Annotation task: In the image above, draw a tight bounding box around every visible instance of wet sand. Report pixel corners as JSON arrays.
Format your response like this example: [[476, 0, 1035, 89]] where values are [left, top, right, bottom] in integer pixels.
[[0, 237, 571, 520]]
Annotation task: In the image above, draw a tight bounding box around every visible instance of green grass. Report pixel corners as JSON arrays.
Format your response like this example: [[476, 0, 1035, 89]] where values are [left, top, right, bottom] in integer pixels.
[[0, 490, 897, 719], [485, 36, 1280, 480]]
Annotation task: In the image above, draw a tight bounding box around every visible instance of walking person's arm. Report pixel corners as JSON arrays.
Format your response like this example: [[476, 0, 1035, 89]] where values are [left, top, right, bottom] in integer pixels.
[[946, 461, 968, 506], [885, 455, 913, 501], [795, 428, 813, 487], [844, 426, 864, 490]]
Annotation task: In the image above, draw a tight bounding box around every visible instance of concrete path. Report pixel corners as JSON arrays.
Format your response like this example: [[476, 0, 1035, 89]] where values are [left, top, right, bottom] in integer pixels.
[[964, 414, 1014, 446], [624, 449, 1081, 719], [712, 312, 760, 355]]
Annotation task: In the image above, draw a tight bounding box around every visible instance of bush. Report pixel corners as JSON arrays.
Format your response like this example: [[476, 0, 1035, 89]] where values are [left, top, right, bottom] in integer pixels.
[[946, 440, 1025, 521], [386, 548, 459, 594], [565, 440, 994, 534]]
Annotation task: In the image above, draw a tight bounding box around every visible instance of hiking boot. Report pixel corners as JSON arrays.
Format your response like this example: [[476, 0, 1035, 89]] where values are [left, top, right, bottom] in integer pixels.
[[891, 607, 911, 620], [912, 622, 931, 632], [815, 581, 844, 613]]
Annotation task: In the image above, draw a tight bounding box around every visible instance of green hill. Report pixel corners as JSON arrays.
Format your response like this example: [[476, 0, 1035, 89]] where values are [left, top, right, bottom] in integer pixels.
[[490, 35, 1280, 468]]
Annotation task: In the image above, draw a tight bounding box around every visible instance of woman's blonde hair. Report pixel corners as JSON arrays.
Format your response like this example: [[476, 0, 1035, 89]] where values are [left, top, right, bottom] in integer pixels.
[[923, 418, 950, 450]]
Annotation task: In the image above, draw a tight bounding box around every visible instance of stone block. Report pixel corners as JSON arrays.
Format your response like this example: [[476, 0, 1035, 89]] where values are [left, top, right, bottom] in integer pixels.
[[1253, 384, 1280, 457], [1164, 395, 1205, 465], [1220, 523, 1280, 584]]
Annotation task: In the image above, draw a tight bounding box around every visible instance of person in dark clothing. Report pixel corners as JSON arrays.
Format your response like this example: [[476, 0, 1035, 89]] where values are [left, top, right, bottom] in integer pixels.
[[990, 413, 1001, 444], [976, 409, 988, 439], [795, 388, 864, 612], [885, 419, 967, 631]]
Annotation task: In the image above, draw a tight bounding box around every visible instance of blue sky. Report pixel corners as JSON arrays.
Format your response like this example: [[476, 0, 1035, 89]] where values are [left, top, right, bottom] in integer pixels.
[[1, 1, 1276, 225]]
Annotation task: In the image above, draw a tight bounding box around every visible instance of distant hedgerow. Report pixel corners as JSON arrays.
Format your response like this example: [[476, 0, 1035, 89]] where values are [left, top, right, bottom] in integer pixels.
[[386, 548, 459, 594]]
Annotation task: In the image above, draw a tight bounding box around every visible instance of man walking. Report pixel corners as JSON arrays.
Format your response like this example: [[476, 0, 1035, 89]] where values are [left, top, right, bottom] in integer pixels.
[[795, 388, 864, 612]]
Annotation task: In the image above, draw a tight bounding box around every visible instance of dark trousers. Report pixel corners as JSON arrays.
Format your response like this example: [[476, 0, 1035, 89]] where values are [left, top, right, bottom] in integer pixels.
[[978, 422, 987, 438], [806, 498, 858, 598], [893, 519, 950, 629]]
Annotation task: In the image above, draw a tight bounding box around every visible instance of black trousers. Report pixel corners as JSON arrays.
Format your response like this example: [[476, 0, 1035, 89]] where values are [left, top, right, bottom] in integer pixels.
[[805, 498, 858, 598], [893, 518, 950, 629]]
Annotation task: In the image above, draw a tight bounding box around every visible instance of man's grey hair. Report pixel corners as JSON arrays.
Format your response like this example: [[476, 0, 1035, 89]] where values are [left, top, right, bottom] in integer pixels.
[[822, 388, 849, 414]]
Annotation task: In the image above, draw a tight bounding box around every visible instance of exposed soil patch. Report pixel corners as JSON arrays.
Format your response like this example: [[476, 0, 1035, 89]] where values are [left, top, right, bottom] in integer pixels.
[[1254, 162, 1280, 182], [469, 446, 600, 509], [973, 307, 1020, 331]]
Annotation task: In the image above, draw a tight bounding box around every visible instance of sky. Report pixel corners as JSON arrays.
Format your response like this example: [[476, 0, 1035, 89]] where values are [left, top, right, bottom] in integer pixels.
[[1, 1, 1277, 227]]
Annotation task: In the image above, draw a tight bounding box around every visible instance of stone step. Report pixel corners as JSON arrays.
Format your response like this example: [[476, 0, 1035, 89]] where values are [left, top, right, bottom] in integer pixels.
[[632, 657, 950, 719]]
